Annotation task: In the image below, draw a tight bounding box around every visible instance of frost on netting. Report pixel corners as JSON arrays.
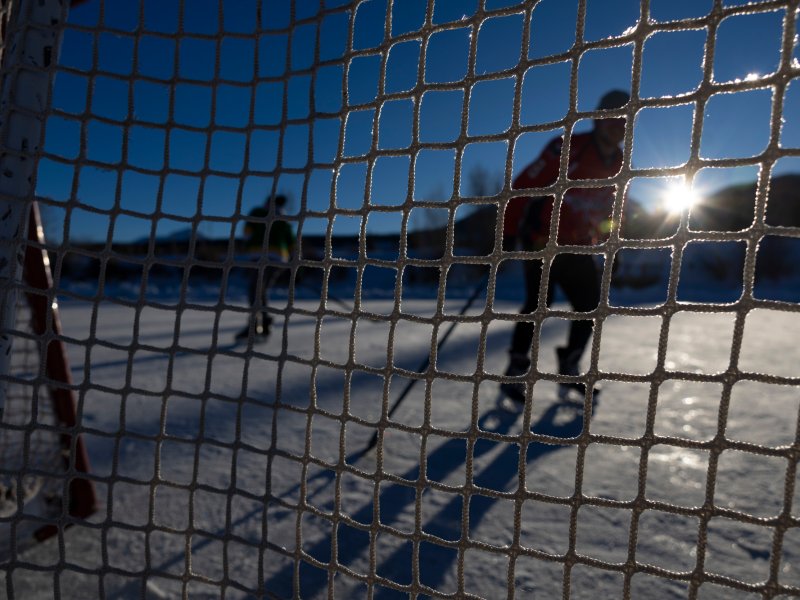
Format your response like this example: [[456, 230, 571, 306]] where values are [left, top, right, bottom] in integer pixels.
[[1, 0, 799, 598]]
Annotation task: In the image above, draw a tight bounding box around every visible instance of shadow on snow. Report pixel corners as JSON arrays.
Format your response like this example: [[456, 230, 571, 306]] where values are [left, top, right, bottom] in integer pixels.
[[264, 396, 596, 599]]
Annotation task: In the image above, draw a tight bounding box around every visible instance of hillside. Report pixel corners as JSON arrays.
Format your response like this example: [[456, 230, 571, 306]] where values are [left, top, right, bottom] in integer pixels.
[[623, 173, 800, 237], [51, 175, 799, 303]]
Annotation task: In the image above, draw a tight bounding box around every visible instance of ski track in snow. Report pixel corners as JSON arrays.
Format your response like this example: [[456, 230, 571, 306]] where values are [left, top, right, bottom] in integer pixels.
[[3, 294, 800, 599]]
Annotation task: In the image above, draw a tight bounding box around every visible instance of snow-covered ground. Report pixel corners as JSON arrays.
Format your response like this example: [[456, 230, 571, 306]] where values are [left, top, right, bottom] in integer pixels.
[[2, 285, 800, 599]]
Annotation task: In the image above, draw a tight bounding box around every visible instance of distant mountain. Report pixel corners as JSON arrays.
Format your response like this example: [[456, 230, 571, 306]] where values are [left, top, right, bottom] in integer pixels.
[[625, 173, 800, 238], [691, 173, 800, 231], [765, 174, 800, 228]]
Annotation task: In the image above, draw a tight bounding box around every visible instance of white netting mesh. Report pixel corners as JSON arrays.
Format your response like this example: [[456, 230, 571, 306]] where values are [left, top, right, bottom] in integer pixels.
[[1, 0, 800, 598], [0, 290, 63, 506], [0, 292, 63, 528]]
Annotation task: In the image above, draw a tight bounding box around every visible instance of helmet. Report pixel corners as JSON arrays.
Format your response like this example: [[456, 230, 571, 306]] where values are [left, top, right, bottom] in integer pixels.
[[597, 90, 630, 111], [268, 194, 288, 212]]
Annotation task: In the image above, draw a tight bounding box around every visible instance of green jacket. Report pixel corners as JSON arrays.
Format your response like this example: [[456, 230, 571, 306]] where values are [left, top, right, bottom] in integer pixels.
[[243, 206, 295, 261]]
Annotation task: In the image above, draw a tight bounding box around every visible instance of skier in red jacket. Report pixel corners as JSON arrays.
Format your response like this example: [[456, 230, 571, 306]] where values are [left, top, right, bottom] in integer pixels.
[[501, 90, 629, 407]]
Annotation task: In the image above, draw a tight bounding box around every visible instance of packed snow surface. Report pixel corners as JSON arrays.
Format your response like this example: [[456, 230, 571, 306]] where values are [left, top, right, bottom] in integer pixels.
[[3, 288, 799, 599]]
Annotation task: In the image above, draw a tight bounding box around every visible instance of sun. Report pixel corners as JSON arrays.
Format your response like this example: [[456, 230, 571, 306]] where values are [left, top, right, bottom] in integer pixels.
[[662, 181, 699, 214]]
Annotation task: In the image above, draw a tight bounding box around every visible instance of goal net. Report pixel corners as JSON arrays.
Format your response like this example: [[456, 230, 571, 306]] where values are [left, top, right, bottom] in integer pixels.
[[1, 0, 799, 598]]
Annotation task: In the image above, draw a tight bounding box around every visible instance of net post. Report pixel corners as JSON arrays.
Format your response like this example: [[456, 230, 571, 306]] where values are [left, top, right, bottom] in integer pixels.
[[0, 0, 68, 407], [24, 201, 97, 534]]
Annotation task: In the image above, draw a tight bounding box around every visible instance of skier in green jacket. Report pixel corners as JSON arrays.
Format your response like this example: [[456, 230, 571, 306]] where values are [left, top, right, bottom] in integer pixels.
[[236, 194, 295, 340]]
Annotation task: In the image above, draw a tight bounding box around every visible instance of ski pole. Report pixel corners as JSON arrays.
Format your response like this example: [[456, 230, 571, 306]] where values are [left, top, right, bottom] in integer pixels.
[[361, 274, 489, 455], [305, 282, 355, 314], [296, 279, 383, 321]]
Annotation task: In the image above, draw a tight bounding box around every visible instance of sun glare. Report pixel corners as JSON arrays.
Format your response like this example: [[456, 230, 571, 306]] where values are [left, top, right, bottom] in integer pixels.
[[662, 182, 699, 214]]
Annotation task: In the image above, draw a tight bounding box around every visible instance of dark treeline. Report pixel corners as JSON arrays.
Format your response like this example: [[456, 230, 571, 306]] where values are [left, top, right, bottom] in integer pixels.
[[51, 174, 799, 289]]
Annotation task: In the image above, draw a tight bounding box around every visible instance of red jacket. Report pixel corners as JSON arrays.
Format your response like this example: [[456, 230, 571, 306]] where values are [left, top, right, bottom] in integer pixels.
[[504, 132, 622, 246]]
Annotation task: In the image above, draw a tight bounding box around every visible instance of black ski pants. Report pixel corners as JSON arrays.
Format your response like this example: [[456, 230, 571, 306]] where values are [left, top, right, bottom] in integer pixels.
[[248, 265, 280, 325], [509, 253, 600, 360]]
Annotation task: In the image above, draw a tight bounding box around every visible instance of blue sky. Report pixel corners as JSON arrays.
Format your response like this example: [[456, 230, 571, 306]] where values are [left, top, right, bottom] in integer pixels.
[[36, 0, 798, 243]]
